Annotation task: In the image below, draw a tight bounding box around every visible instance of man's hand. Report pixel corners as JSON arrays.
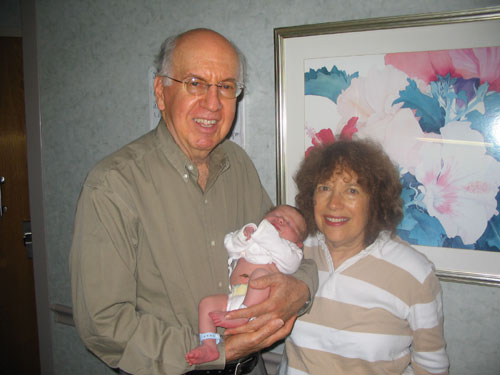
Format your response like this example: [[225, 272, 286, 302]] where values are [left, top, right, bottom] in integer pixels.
[[223, 273, 310, 361], [224, 317, 293, 362]]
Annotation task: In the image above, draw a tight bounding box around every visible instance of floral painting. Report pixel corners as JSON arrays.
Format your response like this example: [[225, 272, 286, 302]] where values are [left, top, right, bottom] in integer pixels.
[[304, 46, 500, 252]]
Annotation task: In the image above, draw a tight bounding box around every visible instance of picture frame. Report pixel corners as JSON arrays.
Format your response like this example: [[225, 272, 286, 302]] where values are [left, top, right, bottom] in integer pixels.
[[274, 7, 500, 286]]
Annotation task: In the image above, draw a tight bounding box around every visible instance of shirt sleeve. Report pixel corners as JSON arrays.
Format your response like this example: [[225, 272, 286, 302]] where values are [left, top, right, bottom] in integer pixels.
[[291, 258, 318, 313], [224, 223, 258, 260], [70, 183, 225, 374], [409, 272, 449, 374]]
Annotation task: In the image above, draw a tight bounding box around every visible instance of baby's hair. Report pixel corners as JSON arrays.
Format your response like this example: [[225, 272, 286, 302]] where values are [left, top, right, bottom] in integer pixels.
[[265, 204, 302, 216], [264, 205, 277, 216], [286, 204, 305, 220], [267, 204, 308, 242]]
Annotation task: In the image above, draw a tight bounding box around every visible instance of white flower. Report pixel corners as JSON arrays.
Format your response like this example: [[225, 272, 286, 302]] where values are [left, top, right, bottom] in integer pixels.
[[336, 66, 426, 172], [415, 121, 500, 244]]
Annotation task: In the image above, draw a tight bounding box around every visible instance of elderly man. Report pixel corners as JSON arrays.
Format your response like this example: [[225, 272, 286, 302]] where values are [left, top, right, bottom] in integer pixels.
[[70, 28, 317, 375]]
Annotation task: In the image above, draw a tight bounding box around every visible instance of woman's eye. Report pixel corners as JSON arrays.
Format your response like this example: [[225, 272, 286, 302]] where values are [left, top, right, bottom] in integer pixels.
[[347, 186, 362, 195], [317, 185, 329, 192]]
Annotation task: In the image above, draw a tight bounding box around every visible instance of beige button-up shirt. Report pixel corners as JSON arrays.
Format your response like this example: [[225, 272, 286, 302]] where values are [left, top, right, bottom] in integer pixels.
[[70, 121, 317, 374]]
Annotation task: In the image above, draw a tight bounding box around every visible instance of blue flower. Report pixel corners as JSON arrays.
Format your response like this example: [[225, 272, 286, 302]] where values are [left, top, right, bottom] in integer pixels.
[[305, 65, 358, 103]]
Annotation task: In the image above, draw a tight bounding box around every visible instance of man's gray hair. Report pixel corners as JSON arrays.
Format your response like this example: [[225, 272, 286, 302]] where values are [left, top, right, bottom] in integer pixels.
[[154, 29, 247, 85]]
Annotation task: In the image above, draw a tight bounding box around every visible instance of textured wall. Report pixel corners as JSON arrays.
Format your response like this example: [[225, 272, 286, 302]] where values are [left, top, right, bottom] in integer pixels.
[[0, 0, 21, 35], [34, 0, 500, 374]]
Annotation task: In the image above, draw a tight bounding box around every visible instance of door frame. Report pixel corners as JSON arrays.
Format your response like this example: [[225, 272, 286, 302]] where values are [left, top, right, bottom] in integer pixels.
[[21, 0, 54, 373]]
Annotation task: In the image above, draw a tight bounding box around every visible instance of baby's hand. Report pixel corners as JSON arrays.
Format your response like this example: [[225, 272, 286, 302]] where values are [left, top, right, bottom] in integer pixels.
[[243, 226, 255, 240]]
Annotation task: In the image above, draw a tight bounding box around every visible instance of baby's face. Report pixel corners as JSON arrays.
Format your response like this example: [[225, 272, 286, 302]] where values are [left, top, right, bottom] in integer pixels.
[[265, 205, 306, 246]]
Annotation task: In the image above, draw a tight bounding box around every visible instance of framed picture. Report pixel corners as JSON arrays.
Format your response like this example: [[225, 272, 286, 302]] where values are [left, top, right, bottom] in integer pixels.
[[274, 7, 500, 286]]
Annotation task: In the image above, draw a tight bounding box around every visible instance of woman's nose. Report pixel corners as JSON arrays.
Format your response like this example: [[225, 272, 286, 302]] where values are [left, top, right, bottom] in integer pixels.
[[327, 192, 343, 209]]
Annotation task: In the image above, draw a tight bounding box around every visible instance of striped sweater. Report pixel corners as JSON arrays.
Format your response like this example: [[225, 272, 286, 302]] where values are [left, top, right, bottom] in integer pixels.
[[280, 231, 449, 375]]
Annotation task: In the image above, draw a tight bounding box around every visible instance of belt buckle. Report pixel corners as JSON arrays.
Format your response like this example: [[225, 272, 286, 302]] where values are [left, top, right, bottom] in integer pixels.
[[234, 362, 242, 375], [233, 354, 254, 375]]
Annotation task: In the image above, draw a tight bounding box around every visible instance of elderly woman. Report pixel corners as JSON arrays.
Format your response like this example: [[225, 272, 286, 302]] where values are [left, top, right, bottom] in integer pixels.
[[280, 139, 449, 375]]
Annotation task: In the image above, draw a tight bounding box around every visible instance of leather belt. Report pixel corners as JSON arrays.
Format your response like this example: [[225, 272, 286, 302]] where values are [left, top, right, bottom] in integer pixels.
[[185, 352, 259, 375]]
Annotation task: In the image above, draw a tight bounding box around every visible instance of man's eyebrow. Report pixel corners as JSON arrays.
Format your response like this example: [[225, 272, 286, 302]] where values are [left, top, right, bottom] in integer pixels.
[[181, 73, 238, 82], [183, 73, 205, 80]]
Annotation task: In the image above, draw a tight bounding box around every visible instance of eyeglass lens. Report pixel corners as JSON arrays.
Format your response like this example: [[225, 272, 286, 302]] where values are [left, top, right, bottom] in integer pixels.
[[185, 77, 241, 98]]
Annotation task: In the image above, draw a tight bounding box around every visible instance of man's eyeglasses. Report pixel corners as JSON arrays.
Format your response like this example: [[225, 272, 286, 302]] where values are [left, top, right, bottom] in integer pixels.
[[159, 75, 244, 99]]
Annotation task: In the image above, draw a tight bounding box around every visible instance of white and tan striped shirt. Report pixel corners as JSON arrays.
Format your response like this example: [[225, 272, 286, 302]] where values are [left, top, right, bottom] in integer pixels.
[[281, 231, 449, 375]]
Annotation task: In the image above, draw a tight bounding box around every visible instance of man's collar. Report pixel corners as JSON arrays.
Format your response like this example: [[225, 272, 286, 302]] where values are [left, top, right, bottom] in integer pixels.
[[155, 119, 229, 183]]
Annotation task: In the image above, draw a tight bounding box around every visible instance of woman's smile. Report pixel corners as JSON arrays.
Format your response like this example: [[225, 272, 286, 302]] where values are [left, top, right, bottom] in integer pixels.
[[324, 215, 349, 225], [313, 169, 370, 264]]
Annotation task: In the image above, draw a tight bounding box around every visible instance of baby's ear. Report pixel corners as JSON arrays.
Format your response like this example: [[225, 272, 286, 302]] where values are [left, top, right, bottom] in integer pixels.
[[297, 241, 303, 249]]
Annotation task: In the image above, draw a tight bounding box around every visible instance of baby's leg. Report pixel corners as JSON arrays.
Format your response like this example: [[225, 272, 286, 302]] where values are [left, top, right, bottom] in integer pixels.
[[242, 267, 272, 307], [209, 311, 249, 328], [185, 294, 228, 365], [211, 268, 272, 328]]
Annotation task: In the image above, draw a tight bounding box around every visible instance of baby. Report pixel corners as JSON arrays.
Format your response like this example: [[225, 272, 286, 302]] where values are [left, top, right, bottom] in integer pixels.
[[185, 204, 307, 365]]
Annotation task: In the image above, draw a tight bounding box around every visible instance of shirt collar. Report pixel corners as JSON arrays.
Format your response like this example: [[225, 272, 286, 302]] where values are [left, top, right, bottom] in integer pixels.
[[155, 119, 230, 186], [317, 231, 390, 272]]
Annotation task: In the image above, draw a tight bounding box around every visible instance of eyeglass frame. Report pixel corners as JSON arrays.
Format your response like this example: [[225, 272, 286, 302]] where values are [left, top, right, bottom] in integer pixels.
[[158, 74, 245, 99]]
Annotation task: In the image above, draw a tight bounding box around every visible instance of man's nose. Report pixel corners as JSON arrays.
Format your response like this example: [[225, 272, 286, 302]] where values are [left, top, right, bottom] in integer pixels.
[[201, 85, 222, 111]]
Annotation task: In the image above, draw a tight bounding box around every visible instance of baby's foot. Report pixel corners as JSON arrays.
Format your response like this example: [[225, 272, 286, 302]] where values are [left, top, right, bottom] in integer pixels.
[[185, 343, 219, 365], [209, 311, 249, 328], [209, 311, 226, 325]]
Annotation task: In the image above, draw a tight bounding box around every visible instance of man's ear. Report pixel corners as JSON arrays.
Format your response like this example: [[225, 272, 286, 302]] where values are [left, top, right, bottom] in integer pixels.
[[154, 76, 166, 111]]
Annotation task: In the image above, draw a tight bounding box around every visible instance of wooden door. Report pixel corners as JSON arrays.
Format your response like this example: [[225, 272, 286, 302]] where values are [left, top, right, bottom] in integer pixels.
[[0, 36, 41, 374]]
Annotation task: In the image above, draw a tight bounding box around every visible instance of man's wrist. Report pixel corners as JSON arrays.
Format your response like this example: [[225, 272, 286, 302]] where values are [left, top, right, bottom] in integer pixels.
[[297, 296, 311, 316]]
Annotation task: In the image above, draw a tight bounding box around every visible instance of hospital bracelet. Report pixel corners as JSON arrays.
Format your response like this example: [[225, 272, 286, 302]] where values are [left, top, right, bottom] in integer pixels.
[[199, 332, 221, 344]]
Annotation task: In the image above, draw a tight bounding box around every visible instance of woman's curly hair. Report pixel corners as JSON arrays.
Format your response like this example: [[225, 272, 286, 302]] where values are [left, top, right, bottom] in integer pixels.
[[294, 138, 403, 247]]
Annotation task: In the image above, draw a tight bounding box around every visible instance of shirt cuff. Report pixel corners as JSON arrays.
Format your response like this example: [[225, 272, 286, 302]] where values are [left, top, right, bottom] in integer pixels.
[[297, 296, 311, 316]]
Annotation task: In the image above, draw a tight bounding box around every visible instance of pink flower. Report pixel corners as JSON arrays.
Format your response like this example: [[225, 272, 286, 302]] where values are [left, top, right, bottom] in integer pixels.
[[385, 50, 455, 84], [305, 117, 358, 156], [451, 47, 500, 92], [340, 116, 359, 139], [305, 128, 334, 156], [385, 47, 500, 92]]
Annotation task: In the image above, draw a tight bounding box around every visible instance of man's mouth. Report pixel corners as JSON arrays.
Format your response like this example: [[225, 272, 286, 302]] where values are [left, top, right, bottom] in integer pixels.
[[194, 118, 217, 127]]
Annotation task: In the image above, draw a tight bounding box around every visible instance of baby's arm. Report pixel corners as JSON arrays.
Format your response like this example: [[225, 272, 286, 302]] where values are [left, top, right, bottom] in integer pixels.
[[243, 225, 256, 240]]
